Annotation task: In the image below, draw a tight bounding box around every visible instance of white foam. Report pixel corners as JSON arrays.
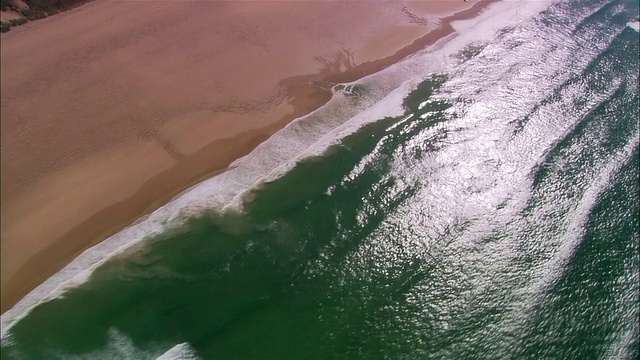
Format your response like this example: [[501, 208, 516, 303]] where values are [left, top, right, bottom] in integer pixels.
[[627, 20, 640, 32], [156, 343, 200, 360], [531, 132, 639, 297], [44, 328, 158, 360], [0, 0, 554, 339]]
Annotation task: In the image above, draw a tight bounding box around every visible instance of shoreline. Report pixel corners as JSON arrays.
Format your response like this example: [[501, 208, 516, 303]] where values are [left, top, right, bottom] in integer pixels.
[[1, 0, 494, 314]]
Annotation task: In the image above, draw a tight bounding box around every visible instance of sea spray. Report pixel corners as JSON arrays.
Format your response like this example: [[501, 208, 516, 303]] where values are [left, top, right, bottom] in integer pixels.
[[155, 343, 199, 360]]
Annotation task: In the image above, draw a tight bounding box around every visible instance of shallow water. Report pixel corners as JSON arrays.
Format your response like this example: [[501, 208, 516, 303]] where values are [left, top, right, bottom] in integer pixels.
[[2, 0, 639, 358]]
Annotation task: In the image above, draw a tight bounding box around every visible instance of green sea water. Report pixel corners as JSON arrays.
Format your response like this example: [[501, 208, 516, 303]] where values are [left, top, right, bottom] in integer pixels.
[[2, 0, 639, 358]]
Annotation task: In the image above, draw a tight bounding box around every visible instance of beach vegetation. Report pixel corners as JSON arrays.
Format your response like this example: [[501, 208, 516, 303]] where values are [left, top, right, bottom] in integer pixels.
[[26, 0, 88, 14], [1, 0, 19, 11], [8, 17, 27, 26], [0, 0, 89, 32]]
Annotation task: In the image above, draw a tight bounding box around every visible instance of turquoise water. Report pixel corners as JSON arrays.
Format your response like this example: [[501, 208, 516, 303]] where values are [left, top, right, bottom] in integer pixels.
[[2, 0, 639, 358]]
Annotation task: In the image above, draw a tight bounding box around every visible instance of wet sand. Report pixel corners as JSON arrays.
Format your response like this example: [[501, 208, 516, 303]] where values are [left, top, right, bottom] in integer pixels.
[[1, 0, 491, 313]]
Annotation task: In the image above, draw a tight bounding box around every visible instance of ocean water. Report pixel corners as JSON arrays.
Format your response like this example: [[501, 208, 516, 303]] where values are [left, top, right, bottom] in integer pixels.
[[2, 0, 639, 358]]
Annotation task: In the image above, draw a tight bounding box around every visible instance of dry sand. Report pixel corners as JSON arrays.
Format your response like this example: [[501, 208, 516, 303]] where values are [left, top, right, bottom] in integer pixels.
[[1, 0, 490, 313]]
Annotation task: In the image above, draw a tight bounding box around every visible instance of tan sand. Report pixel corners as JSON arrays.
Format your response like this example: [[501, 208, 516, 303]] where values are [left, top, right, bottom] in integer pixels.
[[1, 0, 491, 313]]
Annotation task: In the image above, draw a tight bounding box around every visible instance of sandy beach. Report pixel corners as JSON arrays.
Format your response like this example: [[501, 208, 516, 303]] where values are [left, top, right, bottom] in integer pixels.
[[1, 0, 489, 313]]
